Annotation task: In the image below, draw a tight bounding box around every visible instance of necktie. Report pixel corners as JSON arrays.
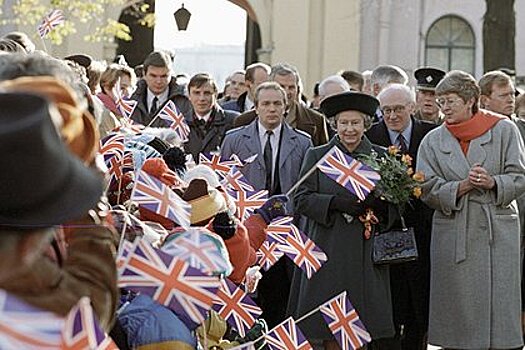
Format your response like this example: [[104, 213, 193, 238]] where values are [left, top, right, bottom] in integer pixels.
[[150, 96, 158, 115], [397, 134, 408, 153], [264, 130, 273, 191]]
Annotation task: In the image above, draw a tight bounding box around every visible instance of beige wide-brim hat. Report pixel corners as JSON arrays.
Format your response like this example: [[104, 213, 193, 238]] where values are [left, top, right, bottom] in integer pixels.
[[182, 179, 228, 225]]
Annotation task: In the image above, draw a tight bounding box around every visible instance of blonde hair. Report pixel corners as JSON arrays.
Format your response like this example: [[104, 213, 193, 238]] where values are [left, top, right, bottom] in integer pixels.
[[99, 64, 136, 93]]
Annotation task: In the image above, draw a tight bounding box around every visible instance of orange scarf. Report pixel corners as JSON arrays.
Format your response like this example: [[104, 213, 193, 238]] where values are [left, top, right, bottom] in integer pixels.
[[445, 110, 505, 155]]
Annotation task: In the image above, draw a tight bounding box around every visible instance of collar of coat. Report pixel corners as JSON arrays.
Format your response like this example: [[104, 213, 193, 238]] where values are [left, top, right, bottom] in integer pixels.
[[185, 105, 227, 127]]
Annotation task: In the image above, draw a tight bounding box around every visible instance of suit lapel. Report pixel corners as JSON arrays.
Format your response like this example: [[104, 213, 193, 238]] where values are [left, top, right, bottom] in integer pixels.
[[278, 124, 296, 168], [466, 129, 490, 167], [242, 121, 265, 169], [439, 127, 472, 179], [408, 119, 425, 155]]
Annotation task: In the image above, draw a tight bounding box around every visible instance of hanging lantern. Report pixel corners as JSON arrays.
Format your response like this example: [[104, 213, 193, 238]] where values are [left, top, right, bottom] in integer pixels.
[[173, 3, 191, 31]]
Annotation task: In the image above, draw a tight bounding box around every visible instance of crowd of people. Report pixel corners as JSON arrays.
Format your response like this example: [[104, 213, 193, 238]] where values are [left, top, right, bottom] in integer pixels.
[[1, 29, 525, 350]]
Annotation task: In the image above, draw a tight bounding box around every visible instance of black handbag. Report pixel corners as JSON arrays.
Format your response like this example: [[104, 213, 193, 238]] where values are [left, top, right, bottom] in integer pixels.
[[372, 216, 418, 265]]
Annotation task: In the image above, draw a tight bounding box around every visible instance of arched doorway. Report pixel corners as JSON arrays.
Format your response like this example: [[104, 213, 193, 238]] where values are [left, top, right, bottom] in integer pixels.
[[425, 15, 476, 74], [116, 0, 261, 68]]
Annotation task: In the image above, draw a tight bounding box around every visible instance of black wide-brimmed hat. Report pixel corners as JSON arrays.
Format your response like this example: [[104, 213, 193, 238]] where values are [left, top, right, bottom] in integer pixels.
[[320, 91, 379, 118], [0, 92, 103, 228], [414, 67, 446, 91]]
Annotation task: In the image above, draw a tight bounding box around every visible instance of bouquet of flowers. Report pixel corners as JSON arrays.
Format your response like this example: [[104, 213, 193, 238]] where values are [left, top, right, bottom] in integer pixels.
[[359, 146, 425, 216]]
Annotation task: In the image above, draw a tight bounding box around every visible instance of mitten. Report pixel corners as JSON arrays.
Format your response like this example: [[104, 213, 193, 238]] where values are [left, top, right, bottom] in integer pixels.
[[255, 194, 289, 224]]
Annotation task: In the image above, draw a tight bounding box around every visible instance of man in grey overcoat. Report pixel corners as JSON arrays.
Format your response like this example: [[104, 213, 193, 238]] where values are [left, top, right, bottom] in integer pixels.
[[220, 81, 311, 328]]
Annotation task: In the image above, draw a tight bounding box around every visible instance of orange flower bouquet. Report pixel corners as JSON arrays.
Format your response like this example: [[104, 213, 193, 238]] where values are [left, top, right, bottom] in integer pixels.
[[359, 146, 425, 215]]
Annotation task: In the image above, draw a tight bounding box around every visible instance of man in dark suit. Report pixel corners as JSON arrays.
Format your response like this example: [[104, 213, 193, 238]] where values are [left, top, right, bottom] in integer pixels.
[[130, 51, 192, 127], [221, 82, 312, 328], [184, 73, 239, 162], [233, 63, 329, 146], [366, 83, 436, 350]]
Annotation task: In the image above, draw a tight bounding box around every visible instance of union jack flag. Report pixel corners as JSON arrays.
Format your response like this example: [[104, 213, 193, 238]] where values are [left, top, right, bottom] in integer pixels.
[[161, 228, 233, 276], [118, 239, 220, 326], [99, 133, 125, 159], [226, 188, 268, 221], [105, 152, 134, 184], [199, 153, 243, 178], [131, 170, 191, 229], [317, 147, 380, 201], [116, 239, 134, 275], [37, 9, 65, 38], [265, 217, 293, 242], [256, 240, 284, 271], [212, 279, 262, 337], [155, 100, 190, 142], [0, 290, 63, 349], [61, 297, 118, 350], [269, 224, 327, 279], [265, 317, 312, 350], [320, 291, 371, 350], [222, 166, 255, 192], [113, 78, 138, 121]]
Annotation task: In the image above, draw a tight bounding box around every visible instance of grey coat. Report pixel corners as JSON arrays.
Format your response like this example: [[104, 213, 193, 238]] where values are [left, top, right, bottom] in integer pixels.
[[220, 120, 312, 196], [288, 136, 395, 341], [416, 117, 525, 349]]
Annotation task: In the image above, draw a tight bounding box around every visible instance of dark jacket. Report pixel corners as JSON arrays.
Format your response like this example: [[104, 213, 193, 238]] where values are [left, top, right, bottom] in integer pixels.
[[233, 100, 329, 146], [130, 78, 192, 127], [365, 117, 436, 228], [288, 136, 395, 341], [366, 117, 437, 347], [184, 105, 238, 162]]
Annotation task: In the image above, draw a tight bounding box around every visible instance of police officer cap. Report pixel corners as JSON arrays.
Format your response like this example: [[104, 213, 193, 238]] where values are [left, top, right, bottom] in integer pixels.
[[414, 67, 446, 91], [320, 91, 379, 119]]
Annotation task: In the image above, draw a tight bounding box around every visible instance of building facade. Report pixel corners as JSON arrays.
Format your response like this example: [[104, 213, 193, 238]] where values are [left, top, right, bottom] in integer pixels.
[[1, 0, 524, 93]]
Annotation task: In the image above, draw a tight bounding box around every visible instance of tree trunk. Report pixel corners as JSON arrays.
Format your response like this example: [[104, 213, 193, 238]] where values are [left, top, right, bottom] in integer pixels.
[[116, 0, 155, 68], [483, 0, 515, 73]]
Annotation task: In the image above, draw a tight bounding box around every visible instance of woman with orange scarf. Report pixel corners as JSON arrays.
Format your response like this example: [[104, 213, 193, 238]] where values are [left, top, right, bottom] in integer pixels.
[[416, 70, 525, 349]]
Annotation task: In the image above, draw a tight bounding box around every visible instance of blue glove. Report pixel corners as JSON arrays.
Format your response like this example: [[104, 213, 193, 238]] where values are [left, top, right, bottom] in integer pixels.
[[255, 195, 289, 224]]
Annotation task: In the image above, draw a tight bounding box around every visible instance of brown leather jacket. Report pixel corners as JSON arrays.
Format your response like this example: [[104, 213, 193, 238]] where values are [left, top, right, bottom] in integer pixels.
[[0, 224, 119, 331]]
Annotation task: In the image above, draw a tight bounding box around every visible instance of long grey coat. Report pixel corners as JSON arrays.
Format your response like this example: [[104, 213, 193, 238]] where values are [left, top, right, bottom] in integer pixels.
[[288, 137, 395, 341], [416, 117, 525, 349]]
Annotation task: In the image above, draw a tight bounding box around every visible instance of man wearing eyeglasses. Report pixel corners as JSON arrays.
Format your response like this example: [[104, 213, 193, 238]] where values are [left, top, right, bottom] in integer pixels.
[[413, 67, 446, 124], [366, 83, 436, 350]]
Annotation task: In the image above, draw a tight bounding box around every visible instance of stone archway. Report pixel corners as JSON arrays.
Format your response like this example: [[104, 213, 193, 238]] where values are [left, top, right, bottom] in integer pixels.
[[116, 0, 263, 68]]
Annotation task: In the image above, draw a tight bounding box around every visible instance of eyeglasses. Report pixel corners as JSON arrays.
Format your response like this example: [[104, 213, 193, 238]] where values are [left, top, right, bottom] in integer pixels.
[[435, 97, 464, 108], [381, 105, 407, 116]]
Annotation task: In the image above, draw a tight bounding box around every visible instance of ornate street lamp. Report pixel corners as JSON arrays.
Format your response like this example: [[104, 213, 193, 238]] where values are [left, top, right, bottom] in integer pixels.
[[173, 3, 191, 31]]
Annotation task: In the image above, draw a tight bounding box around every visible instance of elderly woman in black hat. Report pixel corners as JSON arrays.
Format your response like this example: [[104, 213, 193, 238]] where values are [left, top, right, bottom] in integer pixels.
[[288, 91, 395, 349]]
